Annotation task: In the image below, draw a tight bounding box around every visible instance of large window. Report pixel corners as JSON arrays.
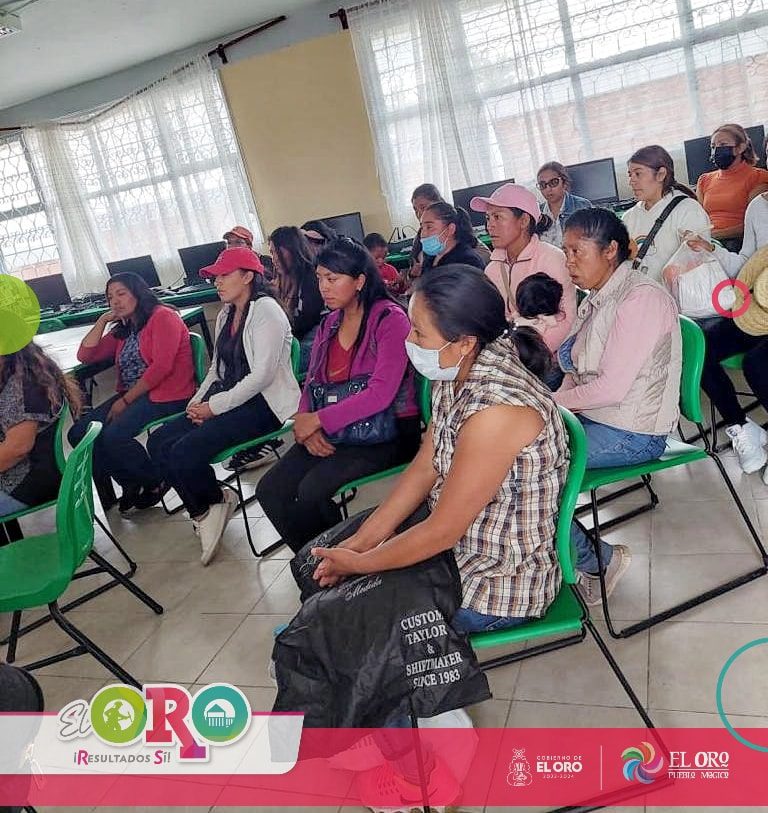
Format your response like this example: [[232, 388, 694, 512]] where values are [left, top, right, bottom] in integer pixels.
[[0, 133, 60, 280], [349, 0, 768, 225]]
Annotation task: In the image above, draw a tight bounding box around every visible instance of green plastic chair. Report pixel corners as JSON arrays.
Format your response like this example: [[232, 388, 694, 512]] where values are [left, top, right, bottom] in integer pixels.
[[469, 408, 654, 729], [335, 374, 433, 520], [142, 332, 208, 434], [0, 403, 163, 662], [576, 316, 767, 639], [36, 317, 67, 334], [0, 422, 142, 687]]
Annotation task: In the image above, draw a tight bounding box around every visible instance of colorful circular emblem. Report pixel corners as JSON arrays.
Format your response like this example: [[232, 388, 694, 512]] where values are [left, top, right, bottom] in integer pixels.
[[0, 275, 41, 355], [90, 684, 147, 745], [191, 683, 251, 744], [621, 741, 664, 784]]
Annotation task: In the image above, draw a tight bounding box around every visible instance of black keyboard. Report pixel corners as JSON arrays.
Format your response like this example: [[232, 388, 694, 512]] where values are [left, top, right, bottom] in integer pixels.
[[170, 284, 215, 295]]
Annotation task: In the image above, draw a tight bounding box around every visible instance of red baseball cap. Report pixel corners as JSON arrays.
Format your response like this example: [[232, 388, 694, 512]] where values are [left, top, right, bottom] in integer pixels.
[[223, 225, 253, 245], [200, 247, 264, 278]]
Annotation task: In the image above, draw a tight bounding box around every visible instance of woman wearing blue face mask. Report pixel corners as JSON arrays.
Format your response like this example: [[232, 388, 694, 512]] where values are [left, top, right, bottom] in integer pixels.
[[312, 264, 568, 634], [419, 202, 487, 275]]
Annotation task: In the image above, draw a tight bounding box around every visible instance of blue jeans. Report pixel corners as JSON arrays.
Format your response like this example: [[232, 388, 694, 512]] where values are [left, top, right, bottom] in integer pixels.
[[451, 607, 528, 633], [572, 416, 667, 574], [0, 490, 28, 517], [68, 393, 187, 490]]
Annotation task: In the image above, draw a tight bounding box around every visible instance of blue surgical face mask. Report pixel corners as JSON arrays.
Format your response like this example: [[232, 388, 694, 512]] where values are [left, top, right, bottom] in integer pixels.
[[420, 228, 448, 257], [405, 339, 465, 381]]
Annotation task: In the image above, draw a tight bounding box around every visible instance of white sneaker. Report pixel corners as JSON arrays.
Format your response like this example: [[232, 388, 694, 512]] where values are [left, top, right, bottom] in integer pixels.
[[726, 419, 768, 474], [199, 491, 238, 566], [579, 545, 632, 607]]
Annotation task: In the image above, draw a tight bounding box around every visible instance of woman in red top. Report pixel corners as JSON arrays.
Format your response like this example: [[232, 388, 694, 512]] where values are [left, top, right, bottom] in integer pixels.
[[68, 272, 196, 513], [696, 123, 768, 250]]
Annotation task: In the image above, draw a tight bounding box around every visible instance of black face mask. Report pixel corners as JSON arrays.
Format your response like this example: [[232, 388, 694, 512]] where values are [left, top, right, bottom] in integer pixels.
[[711, 145, 737, 170]]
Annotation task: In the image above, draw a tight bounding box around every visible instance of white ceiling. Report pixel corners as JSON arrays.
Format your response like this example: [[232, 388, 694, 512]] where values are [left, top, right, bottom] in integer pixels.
[[0, 0, 321, 111]]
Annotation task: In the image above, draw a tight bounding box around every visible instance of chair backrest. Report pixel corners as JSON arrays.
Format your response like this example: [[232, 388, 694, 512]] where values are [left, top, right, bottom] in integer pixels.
[[556, 407, 588, 586], [56, 421, 102, 574], [416, 374, 432, 426], [678, 315, 705, 424], [290, 337, 301, 381], [53, 401, 71, 475], [189, 332, 207, 385], [37, 318, 67, 334]]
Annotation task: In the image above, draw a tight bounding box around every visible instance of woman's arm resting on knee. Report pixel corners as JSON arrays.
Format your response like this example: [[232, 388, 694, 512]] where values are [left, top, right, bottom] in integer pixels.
[[314, 405, 543, 580]]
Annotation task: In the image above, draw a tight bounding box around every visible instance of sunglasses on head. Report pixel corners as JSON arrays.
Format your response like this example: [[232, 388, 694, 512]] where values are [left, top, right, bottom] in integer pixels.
[[537, 177, 563, 190]]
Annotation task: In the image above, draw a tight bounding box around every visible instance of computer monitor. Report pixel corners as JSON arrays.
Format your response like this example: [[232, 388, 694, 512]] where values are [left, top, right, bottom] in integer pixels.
[[26, 274, 71, 309], [178, 241, 225, 283], [684, 125, 766, 186], [452, 179, 516, 227], [106, 255, 161, 288], [319, 212, 365, 243], [565, 159, 619, 204]]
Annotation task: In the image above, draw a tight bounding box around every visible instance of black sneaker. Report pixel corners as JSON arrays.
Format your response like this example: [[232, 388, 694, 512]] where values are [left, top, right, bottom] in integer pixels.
[[134, 483, 171, 510], [118, 485, 142, 515], [224, 439, 284, 471]]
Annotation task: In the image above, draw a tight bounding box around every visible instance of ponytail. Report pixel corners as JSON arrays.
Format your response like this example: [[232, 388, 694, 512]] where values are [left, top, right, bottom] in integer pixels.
[[509, 323, 553, 381], [423, 201, 476, 247], [629, 145, 696, 199], [509, 207, 553, 238]]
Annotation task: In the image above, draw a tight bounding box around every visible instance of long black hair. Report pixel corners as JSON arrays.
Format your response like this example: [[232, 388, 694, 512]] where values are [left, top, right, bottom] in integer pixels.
[[269, 226, 316, 314], [106, 273, 165, 339], [563, 207, 631, 266], [414, 264, 552, 379], [317, 237, 403, 352]]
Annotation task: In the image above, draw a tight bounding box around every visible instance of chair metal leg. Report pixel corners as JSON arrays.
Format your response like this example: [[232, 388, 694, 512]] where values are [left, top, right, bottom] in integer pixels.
[[46, 601, 141, 688], [587, 430, 768, 638], [5, 610, 21, 663], [574, 477, 658, 530], [89, 550, 163, 614], [95, 515, 136, 574], [222, 477, 282, 559]]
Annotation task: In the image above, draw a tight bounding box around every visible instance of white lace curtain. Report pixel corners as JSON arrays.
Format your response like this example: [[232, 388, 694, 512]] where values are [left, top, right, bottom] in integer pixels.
[[348, 0, 768, 228], [24, 55, 259, 294]]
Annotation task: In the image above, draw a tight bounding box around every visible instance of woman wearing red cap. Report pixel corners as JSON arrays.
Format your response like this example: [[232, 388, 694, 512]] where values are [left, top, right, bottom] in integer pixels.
[[146, 247, 301, 565], [471, 183, 577, 359]]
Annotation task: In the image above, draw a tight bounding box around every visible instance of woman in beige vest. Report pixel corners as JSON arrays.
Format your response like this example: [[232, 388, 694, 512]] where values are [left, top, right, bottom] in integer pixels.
[[554, 208, 682, 605]]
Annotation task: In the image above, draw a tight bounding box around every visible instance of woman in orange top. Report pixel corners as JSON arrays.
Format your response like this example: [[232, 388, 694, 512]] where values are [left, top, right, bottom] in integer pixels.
[[696, 124, 768, 250]]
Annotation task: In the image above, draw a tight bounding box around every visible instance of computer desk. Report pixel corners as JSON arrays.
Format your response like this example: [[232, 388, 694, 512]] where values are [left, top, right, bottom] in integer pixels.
[[40, 290, 216, 353], [36, 306, 208, 373]]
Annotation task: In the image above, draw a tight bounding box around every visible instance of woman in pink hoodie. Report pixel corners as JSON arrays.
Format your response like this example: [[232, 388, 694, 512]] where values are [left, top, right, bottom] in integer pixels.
[[471, 183, 577, 354]]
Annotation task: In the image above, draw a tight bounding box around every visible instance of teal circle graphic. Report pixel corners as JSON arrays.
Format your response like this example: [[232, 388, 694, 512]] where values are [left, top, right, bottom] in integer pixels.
[[716, 637, 768, 752], [191, 684, 251, 744], [0, 275, 41, 354]]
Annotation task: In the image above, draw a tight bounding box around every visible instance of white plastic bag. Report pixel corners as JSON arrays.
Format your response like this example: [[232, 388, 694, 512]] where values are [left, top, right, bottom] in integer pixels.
[[662, 242, 734, 319]]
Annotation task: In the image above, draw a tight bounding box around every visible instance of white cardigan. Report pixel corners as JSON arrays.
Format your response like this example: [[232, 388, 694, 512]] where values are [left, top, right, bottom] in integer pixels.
[[191, 297, 300, 421], [713, 194, 768, 278]]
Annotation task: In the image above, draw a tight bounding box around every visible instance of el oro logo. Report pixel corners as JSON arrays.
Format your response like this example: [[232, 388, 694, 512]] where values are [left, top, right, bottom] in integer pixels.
[[59, 683, 251, 762]]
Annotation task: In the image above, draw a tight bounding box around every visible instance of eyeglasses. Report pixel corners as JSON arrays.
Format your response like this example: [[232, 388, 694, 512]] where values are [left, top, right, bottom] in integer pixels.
[[537, 178, 563, 190]]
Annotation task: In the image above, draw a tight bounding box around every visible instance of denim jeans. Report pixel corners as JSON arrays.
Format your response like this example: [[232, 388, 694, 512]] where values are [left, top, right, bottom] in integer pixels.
[[68, 394, 188, 491], [451, 607, 528, 633], [572, 416, 667, 574], [0, 490, 28, 517]]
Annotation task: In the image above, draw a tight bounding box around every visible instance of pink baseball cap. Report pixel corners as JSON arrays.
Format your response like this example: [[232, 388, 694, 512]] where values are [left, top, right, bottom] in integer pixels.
[[470, 183, 540, 222], [200, 247, 264, 278]]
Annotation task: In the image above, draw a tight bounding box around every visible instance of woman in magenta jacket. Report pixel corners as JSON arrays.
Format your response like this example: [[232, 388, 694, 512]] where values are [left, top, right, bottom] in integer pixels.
[[256, 238, 420, 553], [68, 272, 196, 513]]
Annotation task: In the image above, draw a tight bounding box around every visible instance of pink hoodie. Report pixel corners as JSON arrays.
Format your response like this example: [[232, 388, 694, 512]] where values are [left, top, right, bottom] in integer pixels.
[[484, 235, 577, 352]]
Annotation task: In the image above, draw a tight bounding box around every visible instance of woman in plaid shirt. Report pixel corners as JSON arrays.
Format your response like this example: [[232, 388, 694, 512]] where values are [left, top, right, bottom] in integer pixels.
[[313, 265, 570, 633]]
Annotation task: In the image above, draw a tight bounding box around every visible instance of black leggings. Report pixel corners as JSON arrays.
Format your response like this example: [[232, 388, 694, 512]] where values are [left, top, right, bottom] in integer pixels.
[[698, 317, 768, 426], [256, 417, 422, 553]]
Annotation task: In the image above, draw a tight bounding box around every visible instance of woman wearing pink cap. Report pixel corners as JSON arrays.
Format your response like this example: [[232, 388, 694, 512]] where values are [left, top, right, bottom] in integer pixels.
[[146, 247, 301, 565], [471, 183, 577, 360]]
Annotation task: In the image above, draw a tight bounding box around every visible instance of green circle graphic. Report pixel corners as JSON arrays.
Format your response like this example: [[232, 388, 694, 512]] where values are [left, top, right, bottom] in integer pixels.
[[90, 685, 148, 745], [716, 637, 768, 752], [191, 684, 251, 744], [0, 276, 41, 355]]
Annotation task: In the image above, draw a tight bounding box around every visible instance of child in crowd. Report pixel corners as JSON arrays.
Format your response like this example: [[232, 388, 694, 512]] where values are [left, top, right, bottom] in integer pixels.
[[363, 232, 404, 293]]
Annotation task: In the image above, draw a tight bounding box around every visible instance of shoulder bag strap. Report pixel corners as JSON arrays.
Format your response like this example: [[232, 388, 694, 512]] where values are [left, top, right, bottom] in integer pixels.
[[632, 195, 687, 270]]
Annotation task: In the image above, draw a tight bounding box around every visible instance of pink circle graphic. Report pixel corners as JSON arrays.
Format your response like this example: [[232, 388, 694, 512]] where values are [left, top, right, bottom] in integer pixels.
[[711, 279, 751, 318]]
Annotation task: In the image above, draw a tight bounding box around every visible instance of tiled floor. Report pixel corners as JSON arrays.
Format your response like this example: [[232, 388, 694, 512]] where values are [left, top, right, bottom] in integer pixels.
[[10, 404, 768, 813]]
